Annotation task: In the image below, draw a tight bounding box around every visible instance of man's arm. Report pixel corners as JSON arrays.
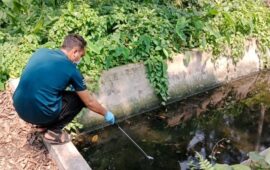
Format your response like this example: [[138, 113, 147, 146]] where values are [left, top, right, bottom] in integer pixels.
[[76, 90, 107, 116]]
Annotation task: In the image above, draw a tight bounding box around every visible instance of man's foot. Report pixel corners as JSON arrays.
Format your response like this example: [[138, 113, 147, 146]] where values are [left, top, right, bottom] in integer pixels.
[[36, 127, 47, 133], [43, 130, 70, 144]]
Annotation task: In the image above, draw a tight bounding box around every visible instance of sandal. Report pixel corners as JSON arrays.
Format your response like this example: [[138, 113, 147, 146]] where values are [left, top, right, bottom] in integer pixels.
[[43, 130, 70, 144]]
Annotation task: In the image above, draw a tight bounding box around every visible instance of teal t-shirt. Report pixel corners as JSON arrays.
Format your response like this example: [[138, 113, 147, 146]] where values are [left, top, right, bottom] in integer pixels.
[[13, 48, 86, 125]]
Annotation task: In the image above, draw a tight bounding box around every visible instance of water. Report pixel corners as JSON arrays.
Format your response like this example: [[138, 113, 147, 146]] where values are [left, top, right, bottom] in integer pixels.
[[75, 71, 270, 170]]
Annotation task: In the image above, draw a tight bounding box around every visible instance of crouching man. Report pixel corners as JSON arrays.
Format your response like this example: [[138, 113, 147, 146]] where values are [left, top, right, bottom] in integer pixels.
[[13, 34, 115, 144]]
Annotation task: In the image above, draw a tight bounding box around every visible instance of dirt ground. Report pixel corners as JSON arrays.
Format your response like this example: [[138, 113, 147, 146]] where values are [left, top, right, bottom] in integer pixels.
[[0, 89, 57, 170]]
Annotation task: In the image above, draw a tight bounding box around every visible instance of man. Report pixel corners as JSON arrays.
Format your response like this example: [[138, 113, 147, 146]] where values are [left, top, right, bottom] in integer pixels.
[[13, 34, 115, 144]]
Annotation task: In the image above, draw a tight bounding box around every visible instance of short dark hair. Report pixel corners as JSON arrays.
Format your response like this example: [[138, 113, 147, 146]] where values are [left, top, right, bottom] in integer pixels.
[[61, 34, 87, 50]]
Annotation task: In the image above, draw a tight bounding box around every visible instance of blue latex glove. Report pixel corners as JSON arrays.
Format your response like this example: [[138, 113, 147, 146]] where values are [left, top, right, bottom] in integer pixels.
[[104, 111, 115, 125]]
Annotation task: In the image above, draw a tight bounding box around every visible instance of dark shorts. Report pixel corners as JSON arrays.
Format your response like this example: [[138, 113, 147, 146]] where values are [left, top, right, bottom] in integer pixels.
[[41, 91, 85, 130]]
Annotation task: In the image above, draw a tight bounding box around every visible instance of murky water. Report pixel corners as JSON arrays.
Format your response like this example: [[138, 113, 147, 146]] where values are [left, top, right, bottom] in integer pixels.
[[75, 71, 270, 170]]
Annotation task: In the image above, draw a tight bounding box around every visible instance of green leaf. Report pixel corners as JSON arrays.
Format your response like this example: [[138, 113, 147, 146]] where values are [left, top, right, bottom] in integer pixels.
[[162, 61, 167, 77], [162, 48, 169, 58], [208, 8, 218, 16], [223, 12, 234, 26], [140, 35, 151, 53], [155, 46, 162, 51], [113, 47, 122, 57], [230, 164, 251, 170], [111, 33, 121, 44], [32, 17, 44, 34], [0, 82, 5, 91], [45, 17, 59, 27], [13, 0, 26, 12], [176, 17, 189, 30], [177, 31, 187, 42], [89, 42, 103, 54], [105, 55, 112, 69], [65, 126, 71, 131], [175, 17, 189, 41], [193, 20, 203, 31], [213, 164, 232, 170], [201, 35, 206, 49], [248, 152, 264, 161], [67, 1, 74, 12], [122, 47, 130, 59], [2, 0, 14, 9]]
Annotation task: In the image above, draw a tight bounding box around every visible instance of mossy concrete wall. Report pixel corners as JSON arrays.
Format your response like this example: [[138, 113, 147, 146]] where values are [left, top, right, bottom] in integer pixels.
[[79, 39, 261, 131]]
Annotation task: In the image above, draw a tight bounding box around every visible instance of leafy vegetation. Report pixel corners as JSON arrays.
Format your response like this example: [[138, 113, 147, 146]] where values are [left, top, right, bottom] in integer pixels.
[[195, 151, 270, 170], [1, 0, 270, 103], [65, 116, 84, 136]]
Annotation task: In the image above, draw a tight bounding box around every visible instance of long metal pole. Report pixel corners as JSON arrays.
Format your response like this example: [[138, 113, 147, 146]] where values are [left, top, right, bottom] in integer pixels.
[[117, 124, 154, 160]]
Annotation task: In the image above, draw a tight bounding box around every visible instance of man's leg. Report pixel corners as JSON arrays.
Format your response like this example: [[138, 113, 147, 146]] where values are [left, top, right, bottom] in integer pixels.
[[48, 91, 85, 131], [43, 91, 85, 143]]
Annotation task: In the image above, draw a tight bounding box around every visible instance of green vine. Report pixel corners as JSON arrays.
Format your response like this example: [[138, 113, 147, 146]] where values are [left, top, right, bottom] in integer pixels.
[[145, 57, 169, 105]]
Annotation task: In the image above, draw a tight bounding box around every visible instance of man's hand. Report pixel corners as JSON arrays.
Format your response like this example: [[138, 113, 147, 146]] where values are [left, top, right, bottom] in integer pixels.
[[104, 111, 115, 125], [76, 90, 116, 125]]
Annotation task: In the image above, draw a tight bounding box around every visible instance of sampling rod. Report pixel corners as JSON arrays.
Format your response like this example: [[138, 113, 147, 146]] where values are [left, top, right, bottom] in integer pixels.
[[117, 124, 154, 160]]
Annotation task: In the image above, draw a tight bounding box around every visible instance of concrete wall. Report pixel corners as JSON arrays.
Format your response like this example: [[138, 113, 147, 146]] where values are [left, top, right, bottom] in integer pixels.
[[79, 39, 261, 131]]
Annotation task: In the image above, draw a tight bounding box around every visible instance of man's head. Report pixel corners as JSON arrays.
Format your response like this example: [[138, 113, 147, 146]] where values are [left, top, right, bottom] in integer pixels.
[[61, 34, 87, 64]]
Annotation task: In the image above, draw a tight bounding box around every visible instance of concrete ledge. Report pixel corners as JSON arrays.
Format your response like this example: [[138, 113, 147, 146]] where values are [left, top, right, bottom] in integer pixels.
[[9, 79, 91, 170], [43, 140, 91, 170], [80, 39, 262, 131]]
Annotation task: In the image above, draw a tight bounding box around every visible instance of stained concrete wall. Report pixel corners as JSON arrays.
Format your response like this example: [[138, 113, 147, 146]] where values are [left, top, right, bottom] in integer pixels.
[[79, 39, 261, 131]]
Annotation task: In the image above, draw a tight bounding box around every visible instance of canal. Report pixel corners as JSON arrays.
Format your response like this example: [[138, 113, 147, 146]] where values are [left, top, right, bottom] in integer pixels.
[[75, 71, 270, 170]]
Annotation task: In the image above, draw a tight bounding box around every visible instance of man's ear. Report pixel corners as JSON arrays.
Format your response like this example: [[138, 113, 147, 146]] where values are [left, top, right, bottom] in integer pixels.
[[69, 48, 77, 58], [73, 47, 82, 55], [73, 48, 79, 54]]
